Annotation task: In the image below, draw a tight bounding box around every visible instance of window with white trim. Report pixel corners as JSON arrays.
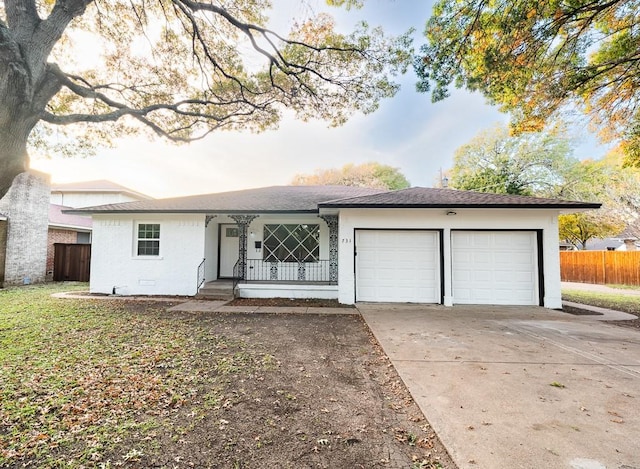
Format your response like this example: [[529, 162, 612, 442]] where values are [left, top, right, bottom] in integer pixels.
[[137, 223, 160, 256], [263, 224, 319, 262]]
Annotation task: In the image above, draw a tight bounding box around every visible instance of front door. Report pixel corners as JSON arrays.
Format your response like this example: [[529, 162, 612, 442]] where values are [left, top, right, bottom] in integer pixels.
[[219, 224, 239, 278]]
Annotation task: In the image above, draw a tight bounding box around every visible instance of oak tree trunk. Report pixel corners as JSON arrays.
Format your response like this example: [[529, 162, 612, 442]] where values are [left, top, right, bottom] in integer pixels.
[[0, 110, 34, 200]]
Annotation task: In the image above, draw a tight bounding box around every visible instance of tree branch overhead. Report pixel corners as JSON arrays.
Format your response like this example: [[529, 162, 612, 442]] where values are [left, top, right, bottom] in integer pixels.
[[0, 0, 413, 198]]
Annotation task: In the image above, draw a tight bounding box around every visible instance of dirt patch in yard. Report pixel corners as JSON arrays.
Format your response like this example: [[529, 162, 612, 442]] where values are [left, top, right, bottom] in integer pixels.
[[561, 305, 603, 316], [2, 292, 454, 468], [134, 308, 453, 468], [608, 315, 640, 329]]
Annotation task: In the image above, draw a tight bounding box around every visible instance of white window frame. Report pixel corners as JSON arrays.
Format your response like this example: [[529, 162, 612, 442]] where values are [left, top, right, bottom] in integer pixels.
[[135, 222, 161, 257]]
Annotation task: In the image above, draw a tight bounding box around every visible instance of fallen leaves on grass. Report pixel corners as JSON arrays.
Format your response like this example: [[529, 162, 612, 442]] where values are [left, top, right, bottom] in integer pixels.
[[0, 285, 270, 467]]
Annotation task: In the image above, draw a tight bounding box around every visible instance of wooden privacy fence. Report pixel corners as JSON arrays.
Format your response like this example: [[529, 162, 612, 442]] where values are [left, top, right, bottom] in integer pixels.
[[560, 251, 640, 286], [54, 243, 91, 282]]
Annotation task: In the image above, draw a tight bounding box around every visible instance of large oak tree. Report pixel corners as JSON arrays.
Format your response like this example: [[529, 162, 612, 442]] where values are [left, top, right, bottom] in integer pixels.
[[415, 0, 640, 167], [0, 0, 412, 198]]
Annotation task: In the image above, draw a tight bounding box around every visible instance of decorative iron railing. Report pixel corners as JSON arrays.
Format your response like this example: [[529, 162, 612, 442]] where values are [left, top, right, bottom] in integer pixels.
[[232, 259, 241, 297], [244, 259, 334, 283], [197, 258, 206, 290]]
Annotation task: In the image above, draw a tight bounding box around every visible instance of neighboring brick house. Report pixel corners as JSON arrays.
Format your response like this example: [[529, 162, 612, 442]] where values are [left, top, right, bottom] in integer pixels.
[[46, 204, 93, 278], [46, 180, 152, 280], [0, 171, 51, 287]]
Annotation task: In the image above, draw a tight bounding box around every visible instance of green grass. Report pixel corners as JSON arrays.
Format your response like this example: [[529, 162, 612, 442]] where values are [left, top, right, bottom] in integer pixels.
[[562, 289, 640, 315], [605, 283, 640, 291], [0, 283, 271, 467]]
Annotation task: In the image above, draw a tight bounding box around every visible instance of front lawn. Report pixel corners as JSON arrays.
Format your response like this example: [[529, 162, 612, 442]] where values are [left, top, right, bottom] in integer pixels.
[[0, 284, 453, 468], [562, 290, 640, 316]]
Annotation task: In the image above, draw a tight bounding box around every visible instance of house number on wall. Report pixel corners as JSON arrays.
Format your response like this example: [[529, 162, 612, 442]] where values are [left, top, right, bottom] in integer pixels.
[[341, 238, 352, 243]]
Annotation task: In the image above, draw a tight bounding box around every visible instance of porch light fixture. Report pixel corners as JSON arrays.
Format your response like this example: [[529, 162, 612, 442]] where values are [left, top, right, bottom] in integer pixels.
[[446, 211, 457, 216]]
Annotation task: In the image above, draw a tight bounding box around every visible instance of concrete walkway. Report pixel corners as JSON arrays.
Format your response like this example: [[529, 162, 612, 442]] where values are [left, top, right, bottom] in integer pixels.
[[359, 304, 640, 469], [562, 301, 638, 321], [166, 300, 358, 315]]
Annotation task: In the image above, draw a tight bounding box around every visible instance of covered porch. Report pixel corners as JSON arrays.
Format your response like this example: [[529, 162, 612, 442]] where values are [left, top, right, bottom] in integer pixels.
[[197, 213, 338, 299]]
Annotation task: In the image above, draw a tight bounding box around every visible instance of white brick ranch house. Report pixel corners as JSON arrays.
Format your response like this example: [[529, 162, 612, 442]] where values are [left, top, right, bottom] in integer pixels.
[[68, 185, 599, 308]]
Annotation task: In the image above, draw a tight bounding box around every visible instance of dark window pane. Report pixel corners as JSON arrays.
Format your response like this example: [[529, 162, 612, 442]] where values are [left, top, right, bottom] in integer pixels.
[[138, 240, 159, 256], [263, 224, 319, 262], [137, 224, 160, 255]]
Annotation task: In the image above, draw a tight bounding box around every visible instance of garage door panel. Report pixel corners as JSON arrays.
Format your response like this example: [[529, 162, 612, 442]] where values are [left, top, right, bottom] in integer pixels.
[[452, 231, 537, 306], [356, 230, 440, 303]]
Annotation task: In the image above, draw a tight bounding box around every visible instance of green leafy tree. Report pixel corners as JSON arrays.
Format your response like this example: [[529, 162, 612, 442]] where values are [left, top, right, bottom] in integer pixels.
[[599, 147, 640, 238], [559, 212, 626, 250], [415, 0, 640, 167], [450, 123, 631, 248], [0, 1, 413, 199], [449, 124, 575, 196], [292, 162, 410, 189]]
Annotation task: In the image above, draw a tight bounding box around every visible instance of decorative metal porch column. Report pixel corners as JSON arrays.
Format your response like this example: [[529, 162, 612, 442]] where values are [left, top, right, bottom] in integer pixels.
[[319, 215, 338, 284], [229, 214, 259, 279], [204, 214, 217, 227]]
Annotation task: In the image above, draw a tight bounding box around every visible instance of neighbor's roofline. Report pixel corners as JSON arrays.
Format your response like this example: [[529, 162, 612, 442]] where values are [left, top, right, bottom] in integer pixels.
[[51, 182, 152, 200], [49, 222, 93, 231]]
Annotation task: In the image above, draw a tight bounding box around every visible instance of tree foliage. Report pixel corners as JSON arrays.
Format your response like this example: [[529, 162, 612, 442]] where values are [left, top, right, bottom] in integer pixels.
[[597, 146, 640, 238], [449, 123, 632, 248], [292, 162, 410, 190], [449, 124, 575, 196], [415, 0, 640, 167], [0, 0, 413, 198], [559, 212, 626, 250]]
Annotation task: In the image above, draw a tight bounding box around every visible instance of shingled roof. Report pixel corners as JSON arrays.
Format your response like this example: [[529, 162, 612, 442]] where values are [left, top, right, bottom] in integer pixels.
[[68, 185, 386, 214], [66, 185, 600, 214], [49, 204, 93, 230], [319, 187, 601, 209]]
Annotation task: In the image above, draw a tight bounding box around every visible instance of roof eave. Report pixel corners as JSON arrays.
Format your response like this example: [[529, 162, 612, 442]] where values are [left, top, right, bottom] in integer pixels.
[[66, 209, 321, 215], [318, 203, 602, 210], [49, 223, 92, 231]]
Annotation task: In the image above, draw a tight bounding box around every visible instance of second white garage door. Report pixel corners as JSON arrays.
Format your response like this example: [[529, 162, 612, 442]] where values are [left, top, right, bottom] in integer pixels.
[[356, 230, 440, 303], [452, 231, 538, 305]]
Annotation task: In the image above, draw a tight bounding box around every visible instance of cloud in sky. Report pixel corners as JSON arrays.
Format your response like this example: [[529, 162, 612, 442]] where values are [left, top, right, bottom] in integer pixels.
[[29, 0, 609, 199]]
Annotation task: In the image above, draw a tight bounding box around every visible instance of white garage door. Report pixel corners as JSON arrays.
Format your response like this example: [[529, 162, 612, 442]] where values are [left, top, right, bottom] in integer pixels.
[[356, 230, 440, 303], [452, 231, 538, 305]]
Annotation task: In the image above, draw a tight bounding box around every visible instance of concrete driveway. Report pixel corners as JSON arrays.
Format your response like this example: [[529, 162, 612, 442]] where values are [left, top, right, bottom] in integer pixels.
[[359, 304, 640, 469]]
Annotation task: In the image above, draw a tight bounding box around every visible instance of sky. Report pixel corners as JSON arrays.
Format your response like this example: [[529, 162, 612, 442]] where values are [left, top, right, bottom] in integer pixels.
[[30, 0, 609, 199]]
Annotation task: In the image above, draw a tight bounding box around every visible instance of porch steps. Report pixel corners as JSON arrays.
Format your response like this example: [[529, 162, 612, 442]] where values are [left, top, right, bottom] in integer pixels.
[[197, 280, 235, 300]]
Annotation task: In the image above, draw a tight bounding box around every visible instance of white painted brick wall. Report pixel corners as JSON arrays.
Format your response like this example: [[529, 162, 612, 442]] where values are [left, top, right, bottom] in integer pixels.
[[0, 171, 50, 286], [90, 214, 206, 296]]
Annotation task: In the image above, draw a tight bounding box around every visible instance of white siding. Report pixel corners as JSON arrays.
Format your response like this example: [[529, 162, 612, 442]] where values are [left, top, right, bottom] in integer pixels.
[[90, 214, 206, 296]]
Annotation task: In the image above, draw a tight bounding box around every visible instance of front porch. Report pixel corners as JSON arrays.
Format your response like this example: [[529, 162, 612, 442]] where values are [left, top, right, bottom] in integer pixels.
[[198, 213, 339, 299]]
